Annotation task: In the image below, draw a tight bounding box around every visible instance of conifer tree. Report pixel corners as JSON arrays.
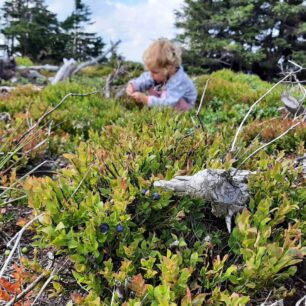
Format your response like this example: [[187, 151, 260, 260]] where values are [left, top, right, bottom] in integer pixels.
[[1, 0, 64, 61], [176, 0, 306, 79], [61, 0, 104, 61], [1, 0, 104, 62]]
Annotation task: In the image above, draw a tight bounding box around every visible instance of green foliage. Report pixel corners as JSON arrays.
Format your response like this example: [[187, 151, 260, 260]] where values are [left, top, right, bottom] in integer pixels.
[[0, 81, 124, 137], [195, 69, 282, 109], [194, 69, 283, 134], [1, 0, 104, 62], [80, 65, 113, 78], [176, 0, 306, 80], [2, 69, 305, 304], [15, 56, 34, 67], [60, 0, 104, 61], [1, 0, 65, 61]]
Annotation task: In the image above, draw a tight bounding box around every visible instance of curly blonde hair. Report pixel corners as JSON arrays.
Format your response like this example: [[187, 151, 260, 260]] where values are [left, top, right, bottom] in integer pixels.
[[143, 38, 182, 72]]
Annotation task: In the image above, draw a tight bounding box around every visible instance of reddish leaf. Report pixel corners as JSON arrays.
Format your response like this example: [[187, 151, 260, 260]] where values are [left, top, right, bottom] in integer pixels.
[[16, 218, 29, 227], [0, 288, 11, 301], [181, 287, 192, 306], [128, 274, 148, 297], [0, 278, 21, 294], [71, 291, 85, 304]]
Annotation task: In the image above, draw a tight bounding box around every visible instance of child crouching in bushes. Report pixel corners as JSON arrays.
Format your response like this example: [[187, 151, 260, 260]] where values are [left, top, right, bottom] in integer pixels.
[[126, 38, 197, 111]]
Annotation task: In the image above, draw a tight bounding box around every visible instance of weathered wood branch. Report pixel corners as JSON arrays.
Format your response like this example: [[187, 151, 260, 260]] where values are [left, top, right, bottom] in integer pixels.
[[296, 154, 306, 179], [17, 64, 59, 72], [51, 40, 121, 85], [72, 40, 121, 75], [0, 86, 14, 93], [0, 57, 16, 81], [21, 69, 47, 80], [0, 214, 43, 279], [51, 58, 77, 84], [154, 168, 252, 232], [0, 112, 11, 122], [5, 272, 47, 306], [104, 64, 126, 98]]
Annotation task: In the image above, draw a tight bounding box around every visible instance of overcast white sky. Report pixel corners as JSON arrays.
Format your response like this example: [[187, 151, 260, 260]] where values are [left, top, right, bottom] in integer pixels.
[[0, 0, 184, 62]]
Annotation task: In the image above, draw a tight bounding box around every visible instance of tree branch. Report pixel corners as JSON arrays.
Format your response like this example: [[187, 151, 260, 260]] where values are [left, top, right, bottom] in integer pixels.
[[5, 272, 47, 306], [230, 60, 303, 153], [0, 214, 43, 279]]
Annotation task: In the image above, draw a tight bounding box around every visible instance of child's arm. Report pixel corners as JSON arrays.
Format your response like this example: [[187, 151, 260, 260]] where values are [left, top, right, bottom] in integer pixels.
[[126, 83, 134, 96], [127, 72, 154, 93], [148, 78, 197, 107], [130, 92, 149, 105]]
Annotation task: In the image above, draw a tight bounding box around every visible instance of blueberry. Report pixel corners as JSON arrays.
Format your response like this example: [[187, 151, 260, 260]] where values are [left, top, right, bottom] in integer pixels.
[[141, 189, 148, 196], [116, 224, 124, 232], [152, 192, 160, 201], [100, 223, 109, 233]]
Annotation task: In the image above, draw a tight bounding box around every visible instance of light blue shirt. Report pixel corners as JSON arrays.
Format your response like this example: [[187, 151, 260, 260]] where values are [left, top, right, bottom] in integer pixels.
[[130, 66, 197, 108]]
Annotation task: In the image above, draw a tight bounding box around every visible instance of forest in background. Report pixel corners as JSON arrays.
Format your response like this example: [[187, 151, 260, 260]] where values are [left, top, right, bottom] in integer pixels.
[[1, 0, 306, 80]]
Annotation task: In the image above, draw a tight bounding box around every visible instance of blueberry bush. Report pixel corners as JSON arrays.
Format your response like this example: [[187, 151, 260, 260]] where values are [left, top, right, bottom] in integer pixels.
[[1, 69, 305, 305]]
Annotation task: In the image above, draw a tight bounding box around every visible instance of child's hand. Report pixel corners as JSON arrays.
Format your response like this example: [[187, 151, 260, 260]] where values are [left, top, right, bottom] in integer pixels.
[[131, 92, 148, 105], [126, 83, 134, 96]]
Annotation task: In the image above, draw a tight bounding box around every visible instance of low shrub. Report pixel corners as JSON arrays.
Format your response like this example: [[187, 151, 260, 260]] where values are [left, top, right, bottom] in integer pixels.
[[24, 107, 305, 304], [2, 69, 305, 304], [15, 56, 34, 67], [195, 69, 283, 111], [244, 118, 306, 151]]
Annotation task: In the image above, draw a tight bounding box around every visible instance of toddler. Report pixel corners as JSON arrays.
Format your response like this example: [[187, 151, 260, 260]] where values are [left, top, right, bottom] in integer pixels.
[[126, 38, 197, 111]]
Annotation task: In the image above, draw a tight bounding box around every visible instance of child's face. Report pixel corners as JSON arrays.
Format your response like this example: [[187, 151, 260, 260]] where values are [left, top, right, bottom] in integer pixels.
[[149, 68, 167, 83]]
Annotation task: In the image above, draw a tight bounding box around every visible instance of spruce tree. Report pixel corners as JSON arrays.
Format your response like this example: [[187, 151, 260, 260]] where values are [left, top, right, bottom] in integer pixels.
[[176, 0, 306, 80], [1, 0, 65, 61], [61, 0, 104, 61]]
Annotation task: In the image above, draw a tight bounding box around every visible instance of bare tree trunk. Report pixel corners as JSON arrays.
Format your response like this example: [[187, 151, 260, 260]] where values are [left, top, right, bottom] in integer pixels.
[[72, 40, 121, 75], [17, 64, 59, 72], [51, 59, 77, 84]]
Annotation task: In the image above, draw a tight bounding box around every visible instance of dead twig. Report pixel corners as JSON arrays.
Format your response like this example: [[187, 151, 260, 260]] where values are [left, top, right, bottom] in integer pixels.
[[17, 90, 103, 145], [259, 290, 272, 306], [31, 259, 68, 305], [236, 117, 304, 169], [5, 272, 47, 306], [196, 79, 210, 132], [69, 163, 94, 200], [2, 195, 27, 205], [72, 40, 121, 76], [104, 62, 126, 98], [230, 60, 303, 154], [296, 295, 306, 306], [1, 161, 49, 199], [0, 214, 43, 279]]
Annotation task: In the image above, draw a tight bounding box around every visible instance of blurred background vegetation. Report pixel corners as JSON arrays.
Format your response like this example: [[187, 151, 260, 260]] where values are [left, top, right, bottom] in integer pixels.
[[1, 0, 306, 80]]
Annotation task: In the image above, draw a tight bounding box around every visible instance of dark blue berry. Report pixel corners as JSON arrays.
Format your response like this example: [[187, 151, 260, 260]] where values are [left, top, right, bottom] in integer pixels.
[[116, 224, 124, 232], [152, 192, 160, 201], [141, 189, 148, 196], [100, 223, 109, 233]]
